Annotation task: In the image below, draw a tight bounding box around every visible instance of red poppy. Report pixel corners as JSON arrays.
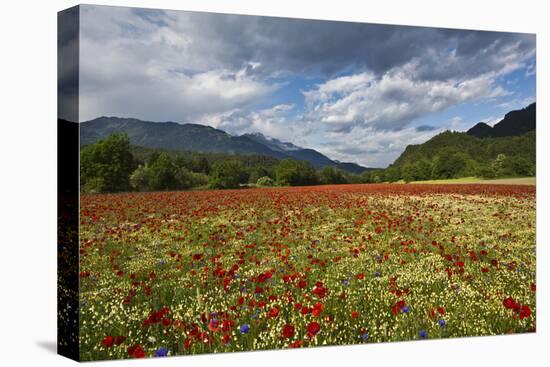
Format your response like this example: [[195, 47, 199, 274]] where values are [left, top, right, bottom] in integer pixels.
[[307, 321, 321, 337], [312, 302, 323, 317], [351, 311, 360, 319], [481, 267, 489, 273], [289, 340, 303, 348], [128, 345, 146, 358], [207, 319, 220, 332], [282, 324, 295, 339], [222, 334, 231, 344], [269, 307, 280, 318], [519, 305, 532, 319], [531, 283, 536, 292], [313, 284, 327, 299], [101, 335, 114, 348], [183, 338, 193, 349], [392, 300, 406, 316], [114, 336, 126, 346], [192, 253, 203, 261], [503, 297, 519, 310]]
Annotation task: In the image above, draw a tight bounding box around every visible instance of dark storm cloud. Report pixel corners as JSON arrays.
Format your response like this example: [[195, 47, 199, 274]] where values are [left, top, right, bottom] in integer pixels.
[[156, 11, 534, 80]]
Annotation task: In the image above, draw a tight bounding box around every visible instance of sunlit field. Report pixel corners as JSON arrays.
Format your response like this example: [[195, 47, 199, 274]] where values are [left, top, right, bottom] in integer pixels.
[[78, 184, 536, 360]]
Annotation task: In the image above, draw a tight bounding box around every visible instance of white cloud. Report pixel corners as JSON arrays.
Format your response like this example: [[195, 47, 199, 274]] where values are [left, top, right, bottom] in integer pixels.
[[79, 7, 278, 122], [308, 125, 443, 168], [79, 31, 277, 122], [302, 62, 510, 132], [201, 104, 300, 142], [497, 96, 536, 110]]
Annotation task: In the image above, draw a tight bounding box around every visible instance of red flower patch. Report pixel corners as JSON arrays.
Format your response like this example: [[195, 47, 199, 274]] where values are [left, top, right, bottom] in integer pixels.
[[282, 324, 295, 339], [269, 307, 280, 318], [101, 335, 114, 348], [307, 321, 321, 337], [392, 300, 406, 316], [128, 345, 146, 358], [519, 305, 532, 319]]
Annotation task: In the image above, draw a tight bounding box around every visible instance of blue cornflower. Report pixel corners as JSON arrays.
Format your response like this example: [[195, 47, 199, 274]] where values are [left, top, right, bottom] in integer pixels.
[[419, 330, 428, 339], [438, 319, 446, 327], [374, 271, 381, 277], [159, 259, 165, 266], [361, 332, 369, 341], [154, 347, 168, 357], [342, 279, 350, 286], [401, 306, 410, 313], [240, 324, 250, 334]]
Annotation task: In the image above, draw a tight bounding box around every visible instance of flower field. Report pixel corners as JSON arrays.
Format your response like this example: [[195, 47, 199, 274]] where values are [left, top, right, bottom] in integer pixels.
[[78, 184, 536, 360]]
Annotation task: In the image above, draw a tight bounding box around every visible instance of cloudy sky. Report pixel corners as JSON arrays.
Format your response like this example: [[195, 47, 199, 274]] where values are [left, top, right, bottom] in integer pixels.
[[78, 5, 536, 167]]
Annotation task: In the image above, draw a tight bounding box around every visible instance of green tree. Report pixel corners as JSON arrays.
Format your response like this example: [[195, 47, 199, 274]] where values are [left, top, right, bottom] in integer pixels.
[[275, 159, 299, 186], [147, 151, 161, 166], [209, 160, 248, 189], [414, 159, 432, 181], [295, 161, 319, 186], [502, 155, 534, 177], [319, 166, 348, 185], [401, 163, 416, 183], [147, 153, 180, 190], [249, 166, 271, 184], [275, 159, 319, 186], [475, 164, 496, 179], [431, 149, 467, 179], [129, 165, 150, 191], [384, 166, 401, 182], [492, 154, 508, 177], [80, 133, 136, 193]]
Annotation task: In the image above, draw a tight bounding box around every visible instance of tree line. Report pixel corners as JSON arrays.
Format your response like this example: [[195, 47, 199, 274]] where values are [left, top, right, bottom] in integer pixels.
[[80, 133, 358, 193], [80, 130, 535, 193]]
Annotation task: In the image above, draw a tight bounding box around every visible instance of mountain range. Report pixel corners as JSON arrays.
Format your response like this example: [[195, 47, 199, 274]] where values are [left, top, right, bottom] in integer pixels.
[[390, 102, 536, 174], [79, 103, 535, 175], [466, 103, 536, 138], [80, 117, 369, 174]]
